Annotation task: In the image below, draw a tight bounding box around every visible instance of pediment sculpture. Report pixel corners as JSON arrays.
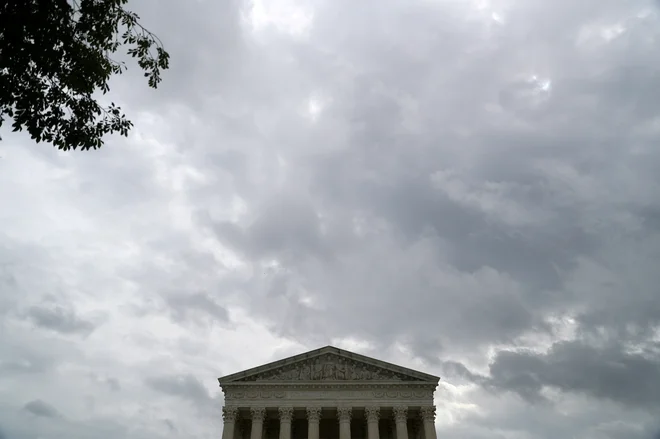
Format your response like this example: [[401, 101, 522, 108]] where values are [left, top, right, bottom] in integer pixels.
[[236, 353, 423, 382]]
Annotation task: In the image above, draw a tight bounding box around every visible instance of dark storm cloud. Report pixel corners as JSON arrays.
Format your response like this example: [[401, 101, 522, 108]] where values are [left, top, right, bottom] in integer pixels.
[[178, 6, 660, 439], [215, 215, 547, 351], [196, 0, 660, 366], [23, 400, 60, 418], [212, 194, 331, 264], [454, 340, 660, 408]]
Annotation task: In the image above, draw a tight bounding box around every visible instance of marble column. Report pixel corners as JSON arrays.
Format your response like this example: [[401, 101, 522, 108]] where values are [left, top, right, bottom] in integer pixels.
[[365, 406, 380, 439], [420, 406, 437, 439], [337, 407, 352, 439], [393, 406, 409, 439], [279, 407, 294, 439], [390, 419, 398, 439], [222, 407, 239, 439], [307, 407, 322, 439], [250, 408, 266, 439]]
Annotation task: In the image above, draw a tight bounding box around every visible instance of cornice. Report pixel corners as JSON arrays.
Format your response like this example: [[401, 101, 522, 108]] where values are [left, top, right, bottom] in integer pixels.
[[221, 382, 438, 392]]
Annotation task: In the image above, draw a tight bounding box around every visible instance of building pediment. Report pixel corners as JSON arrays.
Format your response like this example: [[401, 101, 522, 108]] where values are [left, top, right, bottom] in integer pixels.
[[218, 346, 439, 384]]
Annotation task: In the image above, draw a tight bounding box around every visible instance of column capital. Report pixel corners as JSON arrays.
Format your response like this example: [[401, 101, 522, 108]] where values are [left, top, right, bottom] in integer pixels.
[[365, 406, 380, 423], [420, 406, 436, 422], [279, 407, 294, 422], [223, 406, 239, 422], [306, 406, 322, 422], [250, 407, 266, 422], [337, 406, 352, 423], [393, 406, 408, 423]]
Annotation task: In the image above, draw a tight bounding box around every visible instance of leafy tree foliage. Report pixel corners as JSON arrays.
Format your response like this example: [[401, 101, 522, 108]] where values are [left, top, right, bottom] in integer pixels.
[[0, 0, 170, 150]]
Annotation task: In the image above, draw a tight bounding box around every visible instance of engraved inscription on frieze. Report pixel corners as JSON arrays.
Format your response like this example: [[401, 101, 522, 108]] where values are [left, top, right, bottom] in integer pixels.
[[236, 353, 423, 382]]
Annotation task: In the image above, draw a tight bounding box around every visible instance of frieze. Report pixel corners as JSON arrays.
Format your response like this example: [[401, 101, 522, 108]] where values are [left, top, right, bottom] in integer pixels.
[[224, 388, 434, 401], [235, 353, 422, 382]]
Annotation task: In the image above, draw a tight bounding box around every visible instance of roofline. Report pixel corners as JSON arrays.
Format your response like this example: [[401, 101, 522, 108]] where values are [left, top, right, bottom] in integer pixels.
[[217, 345, 440, 385]]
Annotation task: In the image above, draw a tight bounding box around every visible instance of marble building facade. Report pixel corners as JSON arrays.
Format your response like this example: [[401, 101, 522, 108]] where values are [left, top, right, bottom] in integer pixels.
[[218, 346, 440, 439]]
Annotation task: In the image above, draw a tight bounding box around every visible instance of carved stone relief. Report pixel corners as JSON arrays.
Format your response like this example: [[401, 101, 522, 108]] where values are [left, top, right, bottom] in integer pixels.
[[236, 354, 421, 382]]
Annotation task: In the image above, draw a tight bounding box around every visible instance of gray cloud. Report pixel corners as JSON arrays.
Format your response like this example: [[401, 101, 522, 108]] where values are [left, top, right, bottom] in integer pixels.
[[482, 341, 660, 408], [166, 292, 230, 324], [0, 354, 52, 376], [106, 378, 121, 392], [146, 374, 211, 405], [24, 304, 96, 336], [163, 419, 177, 433], [23, 399, 60, 418], [200, 0, 660, 360], [439, 338, 660, 414]]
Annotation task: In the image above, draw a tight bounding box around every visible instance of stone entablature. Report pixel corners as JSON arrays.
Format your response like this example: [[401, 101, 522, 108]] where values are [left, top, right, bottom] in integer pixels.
[[223, 384, 435, 407]]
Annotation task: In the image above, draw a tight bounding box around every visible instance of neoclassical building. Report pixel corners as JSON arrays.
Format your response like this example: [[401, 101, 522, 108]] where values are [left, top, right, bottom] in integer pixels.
[[218, 346, 440, 439]]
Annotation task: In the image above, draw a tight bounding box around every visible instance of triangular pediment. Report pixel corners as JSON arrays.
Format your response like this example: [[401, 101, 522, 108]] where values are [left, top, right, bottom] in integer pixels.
[[218, 346, 439, 384]]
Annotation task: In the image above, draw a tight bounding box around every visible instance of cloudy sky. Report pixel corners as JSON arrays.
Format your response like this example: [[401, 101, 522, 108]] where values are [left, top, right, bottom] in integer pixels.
[[2, 0, 660, 437]]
